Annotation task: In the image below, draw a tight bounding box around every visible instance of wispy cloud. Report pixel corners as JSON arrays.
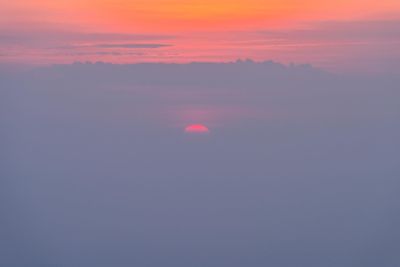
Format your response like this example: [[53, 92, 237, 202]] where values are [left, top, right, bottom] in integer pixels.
[[258, 20, 400, 43], [0, 30, 176, 63], [54, 43, 172, 50], [95, 43, 171, 49], [0, 30, 175, 47]]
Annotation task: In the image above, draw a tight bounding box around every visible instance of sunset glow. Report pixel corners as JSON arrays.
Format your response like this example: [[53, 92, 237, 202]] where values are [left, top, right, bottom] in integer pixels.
[[1, 0, 400, 71]]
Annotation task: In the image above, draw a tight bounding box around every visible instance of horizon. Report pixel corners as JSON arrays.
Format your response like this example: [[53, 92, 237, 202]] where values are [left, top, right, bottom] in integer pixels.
[[0, 58, 391, 76]]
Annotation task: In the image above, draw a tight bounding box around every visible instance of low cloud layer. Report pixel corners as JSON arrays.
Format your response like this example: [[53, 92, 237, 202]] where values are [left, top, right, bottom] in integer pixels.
[[1, 62, 399, 267]]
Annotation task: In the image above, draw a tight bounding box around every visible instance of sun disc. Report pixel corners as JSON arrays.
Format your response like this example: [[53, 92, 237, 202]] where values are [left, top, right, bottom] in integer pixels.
[[184, 124, 210, 134]]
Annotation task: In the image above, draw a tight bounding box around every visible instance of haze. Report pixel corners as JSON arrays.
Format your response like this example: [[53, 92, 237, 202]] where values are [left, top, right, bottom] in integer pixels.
[[1, 1, 400, 267]]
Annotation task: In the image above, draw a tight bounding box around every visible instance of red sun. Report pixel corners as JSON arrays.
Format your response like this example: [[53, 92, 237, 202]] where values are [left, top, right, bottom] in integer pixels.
[[184, 124, 210, 134]]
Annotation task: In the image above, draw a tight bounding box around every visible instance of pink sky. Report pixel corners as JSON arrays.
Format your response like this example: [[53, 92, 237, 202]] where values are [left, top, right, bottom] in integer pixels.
[[1, 0, 400, 72]]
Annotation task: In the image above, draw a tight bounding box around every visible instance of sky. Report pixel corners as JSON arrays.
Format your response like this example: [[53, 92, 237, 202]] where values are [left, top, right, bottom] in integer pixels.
[[1, 0, 400, 72], [1, 2, 400, 266]]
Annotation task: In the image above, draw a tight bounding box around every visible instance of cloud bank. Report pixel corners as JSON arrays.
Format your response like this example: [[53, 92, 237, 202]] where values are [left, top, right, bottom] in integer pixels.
[[1, 61, 399, 267]]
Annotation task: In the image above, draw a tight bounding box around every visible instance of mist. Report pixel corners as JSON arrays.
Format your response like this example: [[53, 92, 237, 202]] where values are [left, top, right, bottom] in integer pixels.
[[1, 61, 399, 267]]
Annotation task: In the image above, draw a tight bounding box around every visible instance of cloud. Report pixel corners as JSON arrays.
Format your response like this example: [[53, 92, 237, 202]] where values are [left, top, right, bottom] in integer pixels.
[[1, 61, 400, 267], [1, 19, 399, 72], [258, 20, 400, 43], [54, 43, 172, 50], [95, 43, 172, 49], [0, 30, 175, 47], [242, 19, 400, 72], [0, 30, 175, 63]]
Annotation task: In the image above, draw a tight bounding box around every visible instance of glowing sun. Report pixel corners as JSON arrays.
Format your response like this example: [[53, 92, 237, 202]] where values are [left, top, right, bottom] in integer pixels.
[[184, 124, 210, 134]]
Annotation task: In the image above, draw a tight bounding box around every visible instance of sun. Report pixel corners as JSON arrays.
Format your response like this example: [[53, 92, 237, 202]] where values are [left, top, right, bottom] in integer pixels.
[[184, 124, 210, 134]]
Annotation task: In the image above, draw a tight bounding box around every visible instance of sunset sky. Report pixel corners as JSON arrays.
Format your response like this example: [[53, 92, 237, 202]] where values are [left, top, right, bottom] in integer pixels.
[[2, 2, 400, 266], [1, 0, 400, 71]]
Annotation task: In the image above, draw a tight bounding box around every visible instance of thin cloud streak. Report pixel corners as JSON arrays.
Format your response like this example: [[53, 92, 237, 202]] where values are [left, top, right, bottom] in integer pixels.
[[95, 43, 172, 49], [0, 30, 176, 46], [51, 43, 172, 50], [257, 20, 400, 42]]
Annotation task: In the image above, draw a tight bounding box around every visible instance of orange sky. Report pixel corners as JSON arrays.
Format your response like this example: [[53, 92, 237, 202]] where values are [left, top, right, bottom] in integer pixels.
[[1, 0, 400, 71], [2, 0, 400, 31]]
